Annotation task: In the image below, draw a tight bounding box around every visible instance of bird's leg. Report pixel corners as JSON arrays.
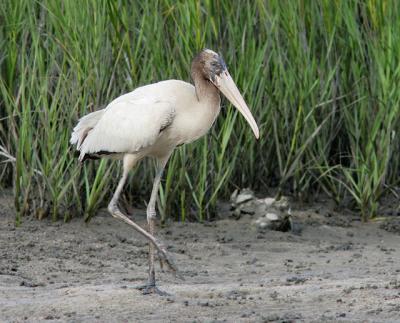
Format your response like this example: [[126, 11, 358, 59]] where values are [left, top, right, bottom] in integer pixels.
[[108, 157, 178, 281], [137, 156, 172, 295]]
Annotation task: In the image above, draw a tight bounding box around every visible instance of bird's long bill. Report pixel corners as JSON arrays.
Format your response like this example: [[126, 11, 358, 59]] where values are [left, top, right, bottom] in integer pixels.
[[213, 71, 260, 139]]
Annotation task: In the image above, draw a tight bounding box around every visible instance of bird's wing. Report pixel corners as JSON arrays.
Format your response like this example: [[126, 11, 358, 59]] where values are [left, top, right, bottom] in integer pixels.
[[79, 96, 175, 157]]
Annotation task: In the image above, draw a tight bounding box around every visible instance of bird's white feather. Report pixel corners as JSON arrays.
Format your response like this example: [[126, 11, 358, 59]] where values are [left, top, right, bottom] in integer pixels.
[[70, 109, 105, 149], [71, 79, 223, 162], [75, 86, 176, 160]]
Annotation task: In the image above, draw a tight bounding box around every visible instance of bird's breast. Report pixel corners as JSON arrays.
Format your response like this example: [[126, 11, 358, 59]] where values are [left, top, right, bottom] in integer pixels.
[[172, 97, 221, 145], [138, 80, 221, 156]]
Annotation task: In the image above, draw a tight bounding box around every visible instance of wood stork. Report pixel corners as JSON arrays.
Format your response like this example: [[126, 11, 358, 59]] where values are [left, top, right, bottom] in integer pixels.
[[70, 49, 259, 295]]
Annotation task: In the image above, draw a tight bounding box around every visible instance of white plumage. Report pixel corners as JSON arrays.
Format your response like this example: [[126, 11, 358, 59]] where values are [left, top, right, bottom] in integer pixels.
[[70, 49, 259, 295], [70, 109, 104, 150], [71, 79, 222, 162], [71, 82, 178, 161]]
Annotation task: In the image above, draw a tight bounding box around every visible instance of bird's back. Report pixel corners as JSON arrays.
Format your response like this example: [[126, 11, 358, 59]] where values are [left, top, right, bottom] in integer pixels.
[[70, 80, 196, 161], [114, 80, 195, 104]]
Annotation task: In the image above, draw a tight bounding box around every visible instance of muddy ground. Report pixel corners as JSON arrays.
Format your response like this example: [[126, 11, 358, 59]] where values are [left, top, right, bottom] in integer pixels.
[[1, 191, 400, 322]]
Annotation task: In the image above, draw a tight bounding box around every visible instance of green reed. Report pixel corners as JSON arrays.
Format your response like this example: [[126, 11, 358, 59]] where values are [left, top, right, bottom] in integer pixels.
[[0, 0, 399, 223]]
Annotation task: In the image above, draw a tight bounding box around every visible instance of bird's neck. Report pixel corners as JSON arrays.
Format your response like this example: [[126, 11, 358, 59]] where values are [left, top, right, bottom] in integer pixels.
[[191, 66, 220, 107]]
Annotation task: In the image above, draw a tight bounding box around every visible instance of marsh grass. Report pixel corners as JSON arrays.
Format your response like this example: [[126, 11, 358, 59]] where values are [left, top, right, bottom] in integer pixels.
[[0, 0, 399, 223]]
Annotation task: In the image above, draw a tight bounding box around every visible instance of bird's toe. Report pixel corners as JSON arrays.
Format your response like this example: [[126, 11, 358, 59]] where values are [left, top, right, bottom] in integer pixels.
[[136, 284, 171, 296]]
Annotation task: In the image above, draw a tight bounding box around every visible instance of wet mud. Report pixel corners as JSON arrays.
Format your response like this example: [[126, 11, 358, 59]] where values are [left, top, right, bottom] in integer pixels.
[[1, 192, 400, 322]]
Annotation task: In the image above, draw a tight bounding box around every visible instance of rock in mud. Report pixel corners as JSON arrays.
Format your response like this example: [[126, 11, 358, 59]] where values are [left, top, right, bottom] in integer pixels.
[[230, 188, 255, 206], [261, 197, 275, 208], [271, 196, 289, 211], [230, 190, 301, 234], [254, 211, 291, 232], [252, 197, 298, 233]]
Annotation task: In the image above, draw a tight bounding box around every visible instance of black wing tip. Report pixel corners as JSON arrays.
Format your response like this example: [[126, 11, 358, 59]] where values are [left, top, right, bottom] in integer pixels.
[[74, 150, 118, 163], [73, 150, 99, 163]]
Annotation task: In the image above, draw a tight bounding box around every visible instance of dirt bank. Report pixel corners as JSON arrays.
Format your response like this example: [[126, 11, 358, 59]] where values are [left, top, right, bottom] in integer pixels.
[[1, 192, 400, 322]]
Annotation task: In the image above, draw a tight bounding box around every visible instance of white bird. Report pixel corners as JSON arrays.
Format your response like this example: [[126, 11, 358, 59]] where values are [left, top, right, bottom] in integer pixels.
[[70, 49, 259, 295]]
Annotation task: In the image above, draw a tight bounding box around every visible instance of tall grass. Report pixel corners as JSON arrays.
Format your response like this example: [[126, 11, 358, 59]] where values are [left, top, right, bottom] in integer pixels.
[[0, 0, 399, 223]]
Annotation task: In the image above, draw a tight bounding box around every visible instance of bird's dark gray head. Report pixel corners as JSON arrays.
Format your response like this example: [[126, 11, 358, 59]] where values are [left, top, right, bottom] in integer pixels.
[[191, 49, 227, 83]]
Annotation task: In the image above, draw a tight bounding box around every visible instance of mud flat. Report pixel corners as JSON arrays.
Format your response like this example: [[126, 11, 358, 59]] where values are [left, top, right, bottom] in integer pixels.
[[1, 193, 400, 322]]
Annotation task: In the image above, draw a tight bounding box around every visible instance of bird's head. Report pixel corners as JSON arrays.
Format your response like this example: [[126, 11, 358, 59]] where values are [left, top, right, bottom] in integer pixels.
[[192, 49, 227, 84], [192, 49, 259, 139]]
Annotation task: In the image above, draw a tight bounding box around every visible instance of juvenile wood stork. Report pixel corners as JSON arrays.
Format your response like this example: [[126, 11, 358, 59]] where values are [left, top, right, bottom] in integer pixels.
[[70, 49, 259, 295]]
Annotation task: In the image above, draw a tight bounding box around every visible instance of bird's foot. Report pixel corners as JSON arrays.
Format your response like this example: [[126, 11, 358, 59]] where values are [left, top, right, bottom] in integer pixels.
[[135, 283, 170, 296]]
